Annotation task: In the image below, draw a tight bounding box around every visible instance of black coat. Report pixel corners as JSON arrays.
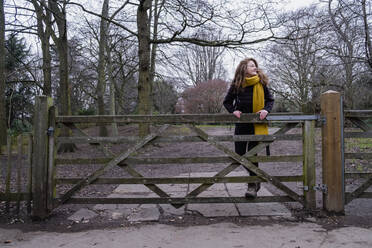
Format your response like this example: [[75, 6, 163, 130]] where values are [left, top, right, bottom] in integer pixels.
[[223, 84, 274, 114]]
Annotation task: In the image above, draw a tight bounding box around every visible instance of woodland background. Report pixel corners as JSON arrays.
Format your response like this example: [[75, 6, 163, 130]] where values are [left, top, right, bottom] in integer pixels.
[[0, 0, 371, 148]]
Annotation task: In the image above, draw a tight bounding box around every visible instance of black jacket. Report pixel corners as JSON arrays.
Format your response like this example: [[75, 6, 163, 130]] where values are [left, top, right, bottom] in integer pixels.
[[223, 84, 274, 113]]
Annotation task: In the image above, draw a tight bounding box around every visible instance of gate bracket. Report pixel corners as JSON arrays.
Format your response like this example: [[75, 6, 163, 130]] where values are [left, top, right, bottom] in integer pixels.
[[301, 184, 328, 194], [47, 127, 55, 136], [313, 184, 328, 194], [317, 115, 326, 126]]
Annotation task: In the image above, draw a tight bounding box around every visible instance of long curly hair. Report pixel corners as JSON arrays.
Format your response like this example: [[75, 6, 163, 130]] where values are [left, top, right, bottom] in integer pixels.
[[231, 58, 269, 90]]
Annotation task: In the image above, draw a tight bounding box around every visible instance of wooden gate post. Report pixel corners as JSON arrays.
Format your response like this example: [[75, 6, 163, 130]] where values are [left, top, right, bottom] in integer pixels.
[[32, 96, 53, 219], [321, 90, 344, 213], [303, 120, 316, 210]]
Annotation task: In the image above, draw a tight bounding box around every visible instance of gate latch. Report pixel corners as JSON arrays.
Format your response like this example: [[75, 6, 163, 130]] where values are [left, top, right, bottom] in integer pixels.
[[317, 115, 326, 126], [313, 184, 328, 194], [47, 127, 55, 136]]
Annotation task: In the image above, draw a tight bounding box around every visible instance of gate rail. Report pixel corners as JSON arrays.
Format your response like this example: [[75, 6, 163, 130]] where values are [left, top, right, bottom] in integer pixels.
[[344, 110, 372, 205], [4, 91, 370, 219], [28, 96, 320, 218]]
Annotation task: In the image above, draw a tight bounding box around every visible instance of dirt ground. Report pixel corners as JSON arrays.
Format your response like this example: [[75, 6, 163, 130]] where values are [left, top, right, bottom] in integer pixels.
[[0, 124, 371, 233]]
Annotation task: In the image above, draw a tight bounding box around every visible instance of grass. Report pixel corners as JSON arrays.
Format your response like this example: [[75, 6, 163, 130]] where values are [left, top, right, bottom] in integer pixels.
[[345, 137, 371, 172]]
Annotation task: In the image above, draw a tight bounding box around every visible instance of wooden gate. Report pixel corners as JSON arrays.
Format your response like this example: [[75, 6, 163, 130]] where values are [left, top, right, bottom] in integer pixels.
[[320, 90, 372, 213], [30, 96, 320, 218], [344, 110, 372, 205]]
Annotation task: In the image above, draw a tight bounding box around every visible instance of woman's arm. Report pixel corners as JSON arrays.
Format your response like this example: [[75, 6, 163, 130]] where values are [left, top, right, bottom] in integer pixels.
[[223, 85, 237, 113], [263, 85, 274, 112]]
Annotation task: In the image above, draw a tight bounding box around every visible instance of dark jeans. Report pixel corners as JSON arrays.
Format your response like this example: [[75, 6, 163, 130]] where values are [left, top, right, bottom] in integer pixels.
[[234, 123, 258, 176]]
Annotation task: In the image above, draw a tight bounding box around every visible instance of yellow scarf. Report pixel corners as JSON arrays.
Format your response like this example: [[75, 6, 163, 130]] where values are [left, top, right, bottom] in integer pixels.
[[242, 75, 268, 135]]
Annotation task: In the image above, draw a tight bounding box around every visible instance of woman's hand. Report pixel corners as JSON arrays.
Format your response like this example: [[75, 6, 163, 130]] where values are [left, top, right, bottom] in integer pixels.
[[233, 110, 242, 118], [257, 109, 268, 120]]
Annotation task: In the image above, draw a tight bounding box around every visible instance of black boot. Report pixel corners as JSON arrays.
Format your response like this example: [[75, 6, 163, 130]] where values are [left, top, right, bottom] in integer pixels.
[[256, 182, 261, 192], [245, 183, 257, 198]]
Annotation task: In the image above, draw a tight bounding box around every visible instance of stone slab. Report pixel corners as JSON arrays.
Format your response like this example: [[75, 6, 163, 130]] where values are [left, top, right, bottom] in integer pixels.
[[88, 170, 291, 219], [126, 204, 160, 222], [68, 208, 98, 222]]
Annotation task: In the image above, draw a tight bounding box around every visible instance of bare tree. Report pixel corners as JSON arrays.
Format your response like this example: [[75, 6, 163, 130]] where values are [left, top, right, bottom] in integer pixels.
[[264, 7, 328, 112], [168, 29, 227, 86], [30, 0, 52, 96], [181, 79, 228, 114], [97, 0, 109, 137], [0, 0, 6, 146], [361, 0, 372, 70], [327, 0, 362, 108]]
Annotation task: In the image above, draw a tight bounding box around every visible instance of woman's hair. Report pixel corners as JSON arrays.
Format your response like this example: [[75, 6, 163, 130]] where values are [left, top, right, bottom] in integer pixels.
[[231, 58, 269, 90]]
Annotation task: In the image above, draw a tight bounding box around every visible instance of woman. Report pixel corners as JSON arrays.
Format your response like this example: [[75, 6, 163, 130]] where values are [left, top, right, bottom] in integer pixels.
[[223, 58, 274, 198]]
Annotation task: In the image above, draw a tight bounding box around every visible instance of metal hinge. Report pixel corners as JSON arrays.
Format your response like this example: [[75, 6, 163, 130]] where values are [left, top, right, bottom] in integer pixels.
[[301, 184, 328, 194], [47, 127, 55, 136], [314, 184, 328, 194]]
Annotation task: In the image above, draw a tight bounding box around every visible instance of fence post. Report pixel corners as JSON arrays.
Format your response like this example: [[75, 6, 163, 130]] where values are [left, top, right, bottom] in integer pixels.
[[32, 96, 53, 219], [303, 120, 316, 210], [47, 105, 56, 211], [321, 90, 344, 214]]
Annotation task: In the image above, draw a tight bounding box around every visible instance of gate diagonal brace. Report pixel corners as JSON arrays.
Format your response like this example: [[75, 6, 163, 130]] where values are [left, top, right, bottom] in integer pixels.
[[56, 124, 170, 207], [188, 124, 304, 206], [346, 177, 372, 205], [177, 123, 300, 207]]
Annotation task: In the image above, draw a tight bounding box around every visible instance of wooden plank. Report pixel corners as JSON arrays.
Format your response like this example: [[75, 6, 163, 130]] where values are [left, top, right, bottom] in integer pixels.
[[56, 124, 170, 207], [321, 90, 344, 213], [303, 120, 316, 210], [274, 122, 299, 135], [345, 192, 372, 199], [345, 153, 372, 160], [188, 124, 305, 205], [55, 155, 303, 165], [345, 172, 372, 179], [348, 117, 371, 132], [119, 164, 172, 198], [344, 132, 372, 138], [56, 175, 303, 184], [5, 135, 12, 213], [0, 193, 31, 201], [344, 110, 372, 118], [184, 163, 241, 200], [61, 123, 177, 208], [179, 123, 302, 206], [16, 136, 23, 214], [345, 177, 372, 204], [55, 113, 314, 124], [62, 122, 111, 156], [63, 196, 298, 204], [56, 133, 302, 144], [47, 106, 56, 211], [32, 96, 54, 219], [118, 163, 183, 208]]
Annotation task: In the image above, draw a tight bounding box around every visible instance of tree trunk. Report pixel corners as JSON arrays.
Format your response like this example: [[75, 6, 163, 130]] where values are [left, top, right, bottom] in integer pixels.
[[361, 0, 372, 70], [97, 0, 109, 137], [137, 0, 152, 136], [49, 0, 75, 152], [0, 0, 6, 146], [106, 42, 118, 136], [32, 0, 52, 96], [57, 31, 75, 152]]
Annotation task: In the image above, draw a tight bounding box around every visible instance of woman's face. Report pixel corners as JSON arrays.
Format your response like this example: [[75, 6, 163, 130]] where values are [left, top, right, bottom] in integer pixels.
[[245, 60, 257, 77]]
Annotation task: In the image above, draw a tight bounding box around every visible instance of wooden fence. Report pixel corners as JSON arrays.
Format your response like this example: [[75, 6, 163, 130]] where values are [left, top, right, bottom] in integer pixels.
[[343, 110, 372, 205], [29, 96, 318, 219], [0, 133, 33, 215], [1, 91, 371, 219]]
